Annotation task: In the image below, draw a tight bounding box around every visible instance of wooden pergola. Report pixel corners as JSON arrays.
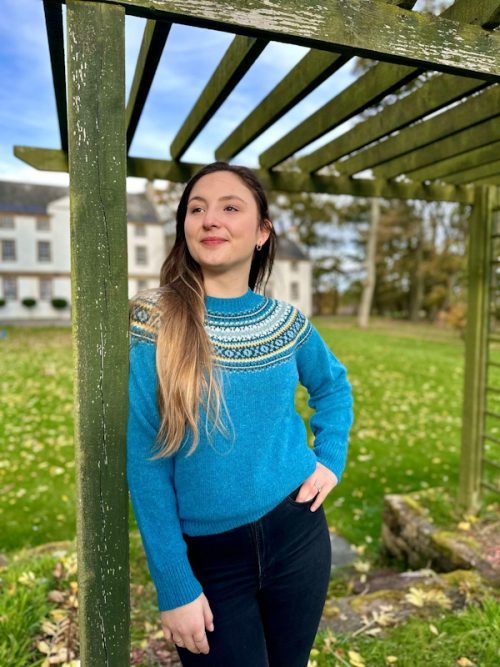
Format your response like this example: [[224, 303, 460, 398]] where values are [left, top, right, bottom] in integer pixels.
[[14, 1, 500, 663]]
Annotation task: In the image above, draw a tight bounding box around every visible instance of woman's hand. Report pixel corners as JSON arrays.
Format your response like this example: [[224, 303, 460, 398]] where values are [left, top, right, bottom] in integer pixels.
[[160, 592, 214, 655], [296, 462, 338, 511]]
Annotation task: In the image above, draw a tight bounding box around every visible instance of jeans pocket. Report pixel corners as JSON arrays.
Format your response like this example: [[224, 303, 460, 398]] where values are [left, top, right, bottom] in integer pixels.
[[286, 484, 317, 507]]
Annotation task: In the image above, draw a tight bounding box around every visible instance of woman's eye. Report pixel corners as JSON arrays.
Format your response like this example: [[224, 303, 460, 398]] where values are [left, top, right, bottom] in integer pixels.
[[190, 207, 203, 213], [225, 205, 238, 212]]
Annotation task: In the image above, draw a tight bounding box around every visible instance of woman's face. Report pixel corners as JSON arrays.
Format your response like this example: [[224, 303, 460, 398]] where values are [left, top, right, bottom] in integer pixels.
[[184, 171, 270, 280]]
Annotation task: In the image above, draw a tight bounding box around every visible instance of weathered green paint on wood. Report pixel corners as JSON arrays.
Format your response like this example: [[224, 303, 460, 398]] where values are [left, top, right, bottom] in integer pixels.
[[476, 173, 500, 186], [66, 1, 130, 664], [84, 0, 500, 80], [459, 186, 495, 511], [214, 0, 410, 161], [43, 0, 68, 151], [126, 19, 171, 150], [380, 117, 500, 180], [170, 34, 267, 160], [259, 61, 420, 169], [215, 49, 349, 161], [13, 146, 476, 203], [299, 75, 485, 174], [446, 159, 500, 185], [442, 0, 500, 29], [408, 141, 500, 183], [370, 86, 500, 179], [14, 145, 69, 171]]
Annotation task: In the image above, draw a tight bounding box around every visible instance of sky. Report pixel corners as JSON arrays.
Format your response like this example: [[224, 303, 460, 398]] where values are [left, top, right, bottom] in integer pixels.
[[0, 0, 369, 193]]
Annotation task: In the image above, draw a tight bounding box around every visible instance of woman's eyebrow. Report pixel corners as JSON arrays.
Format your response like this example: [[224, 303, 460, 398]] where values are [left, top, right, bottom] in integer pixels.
[[188, 194, 246, 204]]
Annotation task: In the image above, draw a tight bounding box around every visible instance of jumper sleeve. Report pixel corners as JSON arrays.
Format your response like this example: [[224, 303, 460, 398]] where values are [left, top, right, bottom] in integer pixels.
[[127, 336, 203, 611], [295, 317, 354, 483]]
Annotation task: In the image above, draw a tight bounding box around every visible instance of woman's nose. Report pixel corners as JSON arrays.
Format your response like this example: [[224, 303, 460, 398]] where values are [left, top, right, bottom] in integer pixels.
[[202, 209, 220, 227]]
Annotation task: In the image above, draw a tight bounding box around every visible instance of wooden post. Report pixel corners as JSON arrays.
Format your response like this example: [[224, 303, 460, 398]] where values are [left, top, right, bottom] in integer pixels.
[[66, 1, 130, 664], [458, 185, 495, 512]]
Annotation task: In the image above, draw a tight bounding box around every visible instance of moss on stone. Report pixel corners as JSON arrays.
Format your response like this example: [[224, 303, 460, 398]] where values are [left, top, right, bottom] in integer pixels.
[[402, 494, 427, 516], [431, 530, 482, 560], [350, 588, 406, 612]]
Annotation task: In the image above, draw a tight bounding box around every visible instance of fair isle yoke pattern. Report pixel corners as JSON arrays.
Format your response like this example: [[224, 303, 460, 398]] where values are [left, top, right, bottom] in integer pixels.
[[129, 288, 313, 371], [129, 288, 163, 344]]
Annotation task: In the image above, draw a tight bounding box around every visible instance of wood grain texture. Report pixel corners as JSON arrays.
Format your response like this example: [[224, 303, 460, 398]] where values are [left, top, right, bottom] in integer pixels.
[[89, 0, 500, 80], [66, 1, 130, 664]]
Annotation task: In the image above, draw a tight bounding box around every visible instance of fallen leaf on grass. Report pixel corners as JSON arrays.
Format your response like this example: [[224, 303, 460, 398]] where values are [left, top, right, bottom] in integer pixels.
[[348, 649, 366, 667]]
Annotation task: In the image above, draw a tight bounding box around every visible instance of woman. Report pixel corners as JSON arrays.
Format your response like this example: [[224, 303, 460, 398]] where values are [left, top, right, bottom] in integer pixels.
[[127, 161, 354, 666]]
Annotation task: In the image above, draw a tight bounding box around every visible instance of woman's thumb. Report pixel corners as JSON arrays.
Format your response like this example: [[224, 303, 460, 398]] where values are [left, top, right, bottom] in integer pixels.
[[202, 597, 215, 632]]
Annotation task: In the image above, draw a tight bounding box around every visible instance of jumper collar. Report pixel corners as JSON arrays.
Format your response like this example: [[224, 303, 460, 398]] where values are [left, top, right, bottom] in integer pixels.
[[204, 287, 264, 314]]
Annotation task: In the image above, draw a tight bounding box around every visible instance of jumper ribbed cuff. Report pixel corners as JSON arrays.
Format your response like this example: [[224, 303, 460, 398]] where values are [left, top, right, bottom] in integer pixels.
[[151, 557, 204, 612]]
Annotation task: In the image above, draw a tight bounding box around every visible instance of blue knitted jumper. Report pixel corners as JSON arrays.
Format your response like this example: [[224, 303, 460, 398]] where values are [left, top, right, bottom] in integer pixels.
[[127, 287, 354, 612]]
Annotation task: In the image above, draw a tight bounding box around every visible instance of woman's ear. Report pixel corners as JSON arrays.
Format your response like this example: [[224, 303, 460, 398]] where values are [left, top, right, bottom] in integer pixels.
[[259, 218, 272, 245]]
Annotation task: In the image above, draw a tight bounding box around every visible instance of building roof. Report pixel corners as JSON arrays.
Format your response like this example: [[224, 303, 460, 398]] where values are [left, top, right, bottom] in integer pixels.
[[0, 181, 160, 223], [127, 193, 159, 223], [0, 181, 68, 215], [276, 235, 309, 261]]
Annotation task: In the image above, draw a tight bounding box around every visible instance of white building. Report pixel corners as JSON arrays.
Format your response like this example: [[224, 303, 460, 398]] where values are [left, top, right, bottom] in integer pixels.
[[263, 235, 312, 317], [0, 181, 164, 324], [0, 181, 313, 323]]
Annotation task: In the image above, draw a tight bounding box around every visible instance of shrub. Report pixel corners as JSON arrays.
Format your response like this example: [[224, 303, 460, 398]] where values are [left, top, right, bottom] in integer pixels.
[[51, 298, 68, 310]]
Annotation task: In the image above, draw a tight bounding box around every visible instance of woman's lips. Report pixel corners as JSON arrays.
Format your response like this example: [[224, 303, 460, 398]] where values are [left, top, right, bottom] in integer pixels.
[[201, 239, 227, 245]]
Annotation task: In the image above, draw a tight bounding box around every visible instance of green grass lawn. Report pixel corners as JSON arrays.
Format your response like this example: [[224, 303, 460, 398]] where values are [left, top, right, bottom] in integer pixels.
[[1, 319, 498, 666], [0, 318, 468, 556]]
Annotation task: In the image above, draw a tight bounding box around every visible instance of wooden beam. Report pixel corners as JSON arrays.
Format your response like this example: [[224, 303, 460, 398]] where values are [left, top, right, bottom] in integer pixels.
[[444, 159, 500, 185], [377, 116, 500, 179], [12, 146, 474, 203], [458, 185, 495, 511], [215, 50, 350, 161], [442, 0, 500, 29], [259, 61, 421, 169], [299, 75, 485, 174], [214, 0, 411, 161], [43, 0, 68, 151], [363, 86, 500, 178], [476, 173, 500, 186], [78, 0, 500, 81], [409, 141, 500, 182], [126, 19, 171, 150], [170, 35, 268, 160], [66, 1, 130, 664], [14, 146, 68, 171]]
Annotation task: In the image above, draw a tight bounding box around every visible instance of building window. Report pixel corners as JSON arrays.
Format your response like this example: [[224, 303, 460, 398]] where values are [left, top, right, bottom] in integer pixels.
[[3, 277, 17, 300], [39, 278, 53, 301], [135, 246, 147, 265], [291, 260, 299, 272], [291, 282, 300, 300], [37, 241, 51, 262], [134, 224, 146, 236], [1, 239, 16, 261], [0, 216, 14, 229], [137, 279, 148, 291], [36, 218, 51, 231]]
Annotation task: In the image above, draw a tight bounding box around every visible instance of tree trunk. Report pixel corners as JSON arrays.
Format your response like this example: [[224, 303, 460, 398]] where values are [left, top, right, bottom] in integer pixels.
[[409, 218, 424, 322], [358, 198, 380, 328]]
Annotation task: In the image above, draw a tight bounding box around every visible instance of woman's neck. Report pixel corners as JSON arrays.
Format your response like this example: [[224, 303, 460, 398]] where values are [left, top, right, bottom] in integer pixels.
[[203, 274, 250, 299]]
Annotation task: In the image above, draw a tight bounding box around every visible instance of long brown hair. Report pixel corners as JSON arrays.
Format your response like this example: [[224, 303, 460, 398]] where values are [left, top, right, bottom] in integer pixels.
[[150, 161, 277, 460]]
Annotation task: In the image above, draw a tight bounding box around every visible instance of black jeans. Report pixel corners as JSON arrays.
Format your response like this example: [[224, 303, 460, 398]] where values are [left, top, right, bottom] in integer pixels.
[[176, 484, 332, 667]]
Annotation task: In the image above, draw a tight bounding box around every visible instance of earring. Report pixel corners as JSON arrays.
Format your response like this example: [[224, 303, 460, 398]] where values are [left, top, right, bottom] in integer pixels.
[[256, 243, 262, 251]]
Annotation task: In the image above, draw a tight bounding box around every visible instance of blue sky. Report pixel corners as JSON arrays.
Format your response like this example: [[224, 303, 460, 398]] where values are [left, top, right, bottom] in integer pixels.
[[1, 0, 365, 192]]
